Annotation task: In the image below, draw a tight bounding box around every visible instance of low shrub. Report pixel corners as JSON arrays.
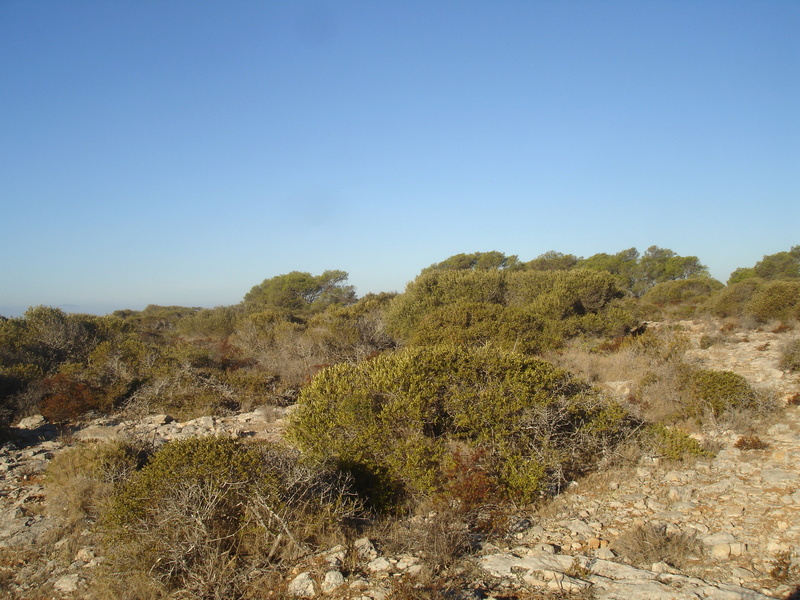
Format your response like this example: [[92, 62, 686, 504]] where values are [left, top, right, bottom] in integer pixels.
[[686, 369, 759, 418], [708, 279, 763, 318], [746, 280, 800, 323], [100, 437, 361, 599], [646, 424, 711, 461], [287, 345, 636, 511], [44, 439, 150, 557], [641, 277, 723, 319], [734, 435, 769, 450]]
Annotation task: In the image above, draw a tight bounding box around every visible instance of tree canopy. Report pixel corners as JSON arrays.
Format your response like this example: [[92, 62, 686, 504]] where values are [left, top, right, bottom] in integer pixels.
[[243, 270, 356, 315]]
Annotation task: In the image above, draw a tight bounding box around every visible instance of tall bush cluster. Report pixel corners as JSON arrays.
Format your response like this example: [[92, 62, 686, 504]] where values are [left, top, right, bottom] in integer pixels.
[[386, 268, 635, 352]]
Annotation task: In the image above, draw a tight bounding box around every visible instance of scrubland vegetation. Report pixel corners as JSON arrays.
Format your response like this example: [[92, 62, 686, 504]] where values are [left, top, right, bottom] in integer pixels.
[[2, 244, 799, 599]]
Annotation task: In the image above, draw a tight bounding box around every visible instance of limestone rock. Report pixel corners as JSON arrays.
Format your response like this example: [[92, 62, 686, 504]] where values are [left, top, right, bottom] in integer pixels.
[[53, 574, 80, 593], [321, 570, 345, 593], [288, 571, 316, 598], [354, 537, 378, 562]]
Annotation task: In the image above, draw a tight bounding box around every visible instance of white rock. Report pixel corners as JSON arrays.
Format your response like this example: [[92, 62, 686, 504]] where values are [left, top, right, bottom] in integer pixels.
[[730, 542, 748, 556], [75, 547, 95, 563], [366, 557, 393, 573], [320, 570, 345, 593], [287, 572, 316, 598], [354, 537, 378, 561], [567, 519, 595, 538], [395, 555, 420, 570], [349, 579, 370, 591], [711, 544, 731, 559], [761, 469, 799, 485], [704, 532, 737, 546], [322, 544, 347, 566], [595, 547, 616, 559], [16, 415, 46, 429], [53, 574, 80, 593]]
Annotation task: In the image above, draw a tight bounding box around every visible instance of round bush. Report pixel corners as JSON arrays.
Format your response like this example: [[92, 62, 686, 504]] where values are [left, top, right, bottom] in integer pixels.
[[687, 369, 758, 418], [287, 345, 634, 509], [746, 280, 800, 323], [709, 278, 763, 318]]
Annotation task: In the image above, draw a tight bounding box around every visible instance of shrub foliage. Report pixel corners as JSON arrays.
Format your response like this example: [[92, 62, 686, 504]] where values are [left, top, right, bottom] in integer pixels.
[[287, 345, 635, 509]]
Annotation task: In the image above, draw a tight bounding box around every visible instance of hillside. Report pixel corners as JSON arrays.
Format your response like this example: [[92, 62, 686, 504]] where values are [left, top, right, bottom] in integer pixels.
[[1, 318, 799, 599]]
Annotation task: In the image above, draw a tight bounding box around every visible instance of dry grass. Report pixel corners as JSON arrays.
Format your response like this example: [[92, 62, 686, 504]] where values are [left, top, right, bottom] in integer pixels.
[[612, 523, 699, 569], [549, 327, 694, 425], [550, 323, 781, 433], [365, 509, 476, 574]]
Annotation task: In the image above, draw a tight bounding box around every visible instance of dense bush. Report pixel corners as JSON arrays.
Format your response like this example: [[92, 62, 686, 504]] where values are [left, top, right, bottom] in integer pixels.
[[243, 270, 356, 315], [686, 368, 760, 418], [646, 424, 710, 461], [708, 278, 764, 318], [287, 345, 635, 510], [746, 280, 800, 323], [641, 277, 723, 318], [386, 268, 633, 351], [176, 305, 242, 338]]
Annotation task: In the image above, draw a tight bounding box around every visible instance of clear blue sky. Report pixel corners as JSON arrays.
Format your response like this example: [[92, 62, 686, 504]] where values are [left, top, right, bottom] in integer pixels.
[[1, 1, 798, 317]]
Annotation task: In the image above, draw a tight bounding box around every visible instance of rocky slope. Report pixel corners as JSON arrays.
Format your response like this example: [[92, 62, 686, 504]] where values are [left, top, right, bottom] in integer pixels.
[[1, 320, 798, 599]]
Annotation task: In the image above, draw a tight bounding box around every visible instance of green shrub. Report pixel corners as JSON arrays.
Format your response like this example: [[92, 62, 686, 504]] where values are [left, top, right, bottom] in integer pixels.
[[746, 280, 800, 322], [642, 277, 723, 318], [386, 268, 628, 352], [686, 369, 759, 418], [287, 345, 635, 510], [709, 278, 764, 318], [646, 424, 710, 460], [176, 305, 241, 338]]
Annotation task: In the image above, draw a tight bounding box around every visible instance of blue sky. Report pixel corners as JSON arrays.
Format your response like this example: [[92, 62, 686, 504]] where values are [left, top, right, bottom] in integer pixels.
[[1, 1, 798, 317]]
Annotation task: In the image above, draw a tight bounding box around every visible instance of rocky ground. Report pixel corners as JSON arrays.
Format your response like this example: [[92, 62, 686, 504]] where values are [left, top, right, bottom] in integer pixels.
[[1, 320, 799, 599]]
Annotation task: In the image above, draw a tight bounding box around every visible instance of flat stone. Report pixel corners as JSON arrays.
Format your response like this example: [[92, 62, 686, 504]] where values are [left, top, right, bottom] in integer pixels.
[[16, 415, 47, 429], [53, 574, 80, 593], [566, 519, 595, 538], [73, 425, 122, 441], [595, 548, 616, 559], [703, 532, 737, 546], [395, 555, 420, 570], [761, 469, 799, 485]]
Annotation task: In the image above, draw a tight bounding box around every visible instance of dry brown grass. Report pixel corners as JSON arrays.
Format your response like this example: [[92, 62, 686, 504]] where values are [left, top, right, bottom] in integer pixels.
[[548, 327, 694, 425], [612, 523, 699, 569], [364, 508, 476, 575]]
